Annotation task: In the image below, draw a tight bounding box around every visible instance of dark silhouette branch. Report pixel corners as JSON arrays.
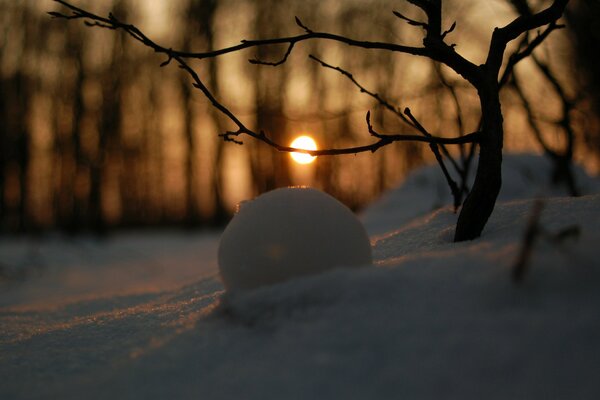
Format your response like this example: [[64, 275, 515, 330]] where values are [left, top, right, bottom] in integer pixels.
[[366, 111, 480, 146], [249, 43, 295, 66], [309, 52, 467, 206], [393, 10, 428, 29], [50, 1, 426, 59], [51, 0, 479, 159], [433, 62, 476, 205], [504, 0, 578, 196], [51, 0, 570, 242], [294, 16, 313, 34], [433, 64, 464, 148], [510, 55, 579, 195], [308, 55, 415, 128], [181, 51, 478, 156], [50, 0, 481, 85], [499, 22, 563, 88], [308, 53, 471, 205], [441, 21, 457, 41], [403, 108, 462, 209], [486, 0, 569, 73], [511, 75, 549, 151]]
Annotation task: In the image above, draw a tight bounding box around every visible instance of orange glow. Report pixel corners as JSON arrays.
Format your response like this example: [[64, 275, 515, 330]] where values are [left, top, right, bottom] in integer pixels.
[[290, 135, 317, 164]]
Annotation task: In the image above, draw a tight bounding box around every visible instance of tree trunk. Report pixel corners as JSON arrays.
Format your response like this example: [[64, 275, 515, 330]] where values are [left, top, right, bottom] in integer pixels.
[[454, 79, 503, 242]]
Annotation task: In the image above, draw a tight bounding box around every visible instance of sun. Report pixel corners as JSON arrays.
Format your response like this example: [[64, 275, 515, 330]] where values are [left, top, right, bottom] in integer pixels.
[[290, 135, 317, 164]]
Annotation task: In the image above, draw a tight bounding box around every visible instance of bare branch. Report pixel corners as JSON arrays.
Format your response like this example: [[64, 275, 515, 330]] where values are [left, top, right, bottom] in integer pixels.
[[407, 0, 442, 38], [52, 1, 426, 58], [441, 21, 457, 40], [511, 74, 551, 153], [219, 130, 244, 145], [249, 43, 295, 66], [294, 16, 313, 34], [499, 22, 563, 87], [183, 48, 478, 157], [52, 1, 480, 157], [511, 51, 579, 195], [366, 111, 480, 146], [434, 64, 464, 137], [393, 10, 427, 29], [403, 107, 461, 208], [51, 0, 570, 241], [309, 55, 415, 128], [486, 0, 569, 72], [403, 107, 458, 164], [309, 53, 467, 200], [51, 0, 481, 85], [433, 62, 468, 171], [500, 0, 568, 41]]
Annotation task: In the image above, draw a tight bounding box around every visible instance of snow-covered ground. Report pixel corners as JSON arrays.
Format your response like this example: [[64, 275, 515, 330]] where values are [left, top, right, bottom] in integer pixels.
[[1, 154, 600, 399]]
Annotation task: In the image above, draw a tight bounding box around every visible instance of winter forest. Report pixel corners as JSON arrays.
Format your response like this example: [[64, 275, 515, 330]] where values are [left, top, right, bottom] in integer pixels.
[[2, 1, 600, 399], [1, 0, 599, 233]]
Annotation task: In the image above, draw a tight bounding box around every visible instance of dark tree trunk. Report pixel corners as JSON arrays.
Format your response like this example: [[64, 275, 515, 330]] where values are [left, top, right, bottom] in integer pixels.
[[454, 77, 503, 242]]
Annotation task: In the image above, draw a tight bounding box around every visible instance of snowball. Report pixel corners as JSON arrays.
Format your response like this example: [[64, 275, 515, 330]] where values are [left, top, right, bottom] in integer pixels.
[[218, 187, 372, 291]]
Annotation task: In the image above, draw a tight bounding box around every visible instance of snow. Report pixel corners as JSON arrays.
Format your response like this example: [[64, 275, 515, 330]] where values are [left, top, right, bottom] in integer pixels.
[[218, 187, 372, 291], [362, 153, 600, 235], [1, 154, 600, 399]]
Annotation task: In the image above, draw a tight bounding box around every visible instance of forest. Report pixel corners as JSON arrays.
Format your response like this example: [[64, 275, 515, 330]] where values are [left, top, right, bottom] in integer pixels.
[[1, 0, 599, 233], [3, 2, 600, 398]]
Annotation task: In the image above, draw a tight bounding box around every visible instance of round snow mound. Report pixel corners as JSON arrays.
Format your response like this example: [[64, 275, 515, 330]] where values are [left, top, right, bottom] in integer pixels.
[[218, 187, 372, 291]]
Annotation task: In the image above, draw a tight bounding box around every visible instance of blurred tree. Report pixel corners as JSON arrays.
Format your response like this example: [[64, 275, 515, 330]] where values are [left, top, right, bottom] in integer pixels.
[[179, 0, 234, 226], [0, 0, 588, 235], [503, 0, 579, 196], [1, 4, 34, 231], [51, 0, 570, 241], [566, 0, 600, 164]]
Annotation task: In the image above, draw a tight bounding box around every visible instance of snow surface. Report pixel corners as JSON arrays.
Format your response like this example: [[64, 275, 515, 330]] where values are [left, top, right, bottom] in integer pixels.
[[363, 153, 600, 235], [219, 187, 372, 291], [1, 154, 600, 399]]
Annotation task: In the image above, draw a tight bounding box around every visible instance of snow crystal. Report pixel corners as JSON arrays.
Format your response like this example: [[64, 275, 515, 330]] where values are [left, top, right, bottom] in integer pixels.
[[218, 187, 372, 291]]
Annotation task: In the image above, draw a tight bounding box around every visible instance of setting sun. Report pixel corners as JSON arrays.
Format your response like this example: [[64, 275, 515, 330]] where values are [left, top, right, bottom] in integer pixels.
[[290, 135, 317, 164]]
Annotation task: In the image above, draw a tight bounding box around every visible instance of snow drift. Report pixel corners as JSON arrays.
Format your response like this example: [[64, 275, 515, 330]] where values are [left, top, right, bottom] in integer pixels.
[[1, 154, 599, 400]]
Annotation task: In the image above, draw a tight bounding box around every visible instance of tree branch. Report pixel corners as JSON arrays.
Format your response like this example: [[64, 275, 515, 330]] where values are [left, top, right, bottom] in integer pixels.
[[309, 55, 415, 128], [249, 43, 295, 66], [498, 22, 563, 88], [182, 51, 481, 157], [403, 108, 462, 209], [366, 111, 480, 146], [51, 1, 426, 59], [486, 0, 569, 73], [393, 10, 428, 29], [51, 0, 481, 85]]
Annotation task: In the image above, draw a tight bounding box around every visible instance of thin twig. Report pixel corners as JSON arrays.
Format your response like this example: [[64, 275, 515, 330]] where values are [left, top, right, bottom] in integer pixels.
[[249, 43, 295, 66], [51, 0, 482, 86], [51, 0, 481, 158], [393, 10, 428, 29], [403, 108, 462, 209], [441, 21, 457, 40], [499, 22, 563, 88], [309, 55, 415, 128]]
